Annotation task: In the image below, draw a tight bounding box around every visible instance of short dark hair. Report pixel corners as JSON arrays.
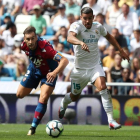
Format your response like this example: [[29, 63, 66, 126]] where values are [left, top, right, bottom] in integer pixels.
[[81, 7, 93, 15], [23, 26, 36, 35], [6, 21, 16, 30]]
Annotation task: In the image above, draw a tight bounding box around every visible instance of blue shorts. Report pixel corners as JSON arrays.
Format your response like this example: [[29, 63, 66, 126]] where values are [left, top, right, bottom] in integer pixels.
[[20, 65, 57, 89]]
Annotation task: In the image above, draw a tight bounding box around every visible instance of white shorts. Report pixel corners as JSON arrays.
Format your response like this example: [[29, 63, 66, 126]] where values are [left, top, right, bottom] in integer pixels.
[[71, 64, 105, 95]]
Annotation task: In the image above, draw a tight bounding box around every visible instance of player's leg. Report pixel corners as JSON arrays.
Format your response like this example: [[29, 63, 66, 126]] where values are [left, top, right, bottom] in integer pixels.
[[28, 77, 57, 135], [59, 68, 89, 119], [94, 77, 113, 121], [28, 84, 54, 135], [59, 91, 81, 119], [16, 84, 32, 98], [92, 65, 121, 130], [17, 68, 38, 98]]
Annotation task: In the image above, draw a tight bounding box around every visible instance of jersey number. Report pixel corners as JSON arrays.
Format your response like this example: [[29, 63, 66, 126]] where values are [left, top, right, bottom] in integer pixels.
[[73, 83, 81, 90]]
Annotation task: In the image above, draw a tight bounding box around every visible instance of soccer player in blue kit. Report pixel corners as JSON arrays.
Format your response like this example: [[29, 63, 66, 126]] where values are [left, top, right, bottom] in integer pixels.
[[16, 26, 69, 135]]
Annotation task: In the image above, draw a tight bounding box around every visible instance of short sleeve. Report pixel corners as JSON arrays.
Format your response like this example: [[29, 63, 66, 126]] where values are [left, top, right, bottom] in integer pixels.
[[20, 42, 29, 56], [100, 24, 107, 36], [69, 22, 81, 35], [98, 36, 108, 47]]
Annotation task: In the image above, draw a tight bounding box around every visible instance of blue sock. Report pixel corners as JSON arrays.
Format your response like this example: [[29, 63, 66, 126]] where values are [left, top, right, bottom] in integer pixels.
[[31, 102, 47, 128]]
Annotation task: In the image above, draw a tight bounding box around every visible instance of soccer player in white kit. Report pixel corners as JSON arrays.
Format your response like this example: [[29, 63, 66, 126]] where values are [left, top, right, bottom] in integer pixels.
[[59, 7, 130, 129]]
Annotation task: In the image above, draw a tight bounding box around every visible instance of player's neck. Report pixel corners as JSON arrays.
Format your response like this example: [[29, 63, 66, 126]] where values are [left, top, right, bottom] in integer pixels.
[[30, 42, 37, 51]]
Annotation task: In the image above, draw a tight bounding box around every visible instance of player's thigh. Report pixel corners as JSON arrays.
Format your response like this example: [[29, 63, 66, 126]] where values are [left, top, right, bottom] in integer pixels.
[[17, 84, 32, 98], [90, 64, 106, 91], [39, 75, 57, 103], [17, 68, 41, 98], [39, 84, 54, 103], [71, 68, 89, 96]]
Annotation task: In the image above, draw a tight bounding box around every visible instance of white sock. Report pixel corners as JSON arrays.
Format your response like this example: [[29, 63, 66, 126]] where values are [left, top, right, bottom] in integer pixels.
[[100, 89, 114, 123], [61, 93, 72, 109], [107, 112, 114, 123]]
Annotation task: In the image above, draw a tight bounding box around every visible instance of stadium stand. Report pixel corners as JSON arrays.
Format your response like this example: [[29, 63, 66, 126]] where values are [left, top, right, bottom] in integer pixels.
[[15, 15, 31, 34], [15, 14, 50, 34]]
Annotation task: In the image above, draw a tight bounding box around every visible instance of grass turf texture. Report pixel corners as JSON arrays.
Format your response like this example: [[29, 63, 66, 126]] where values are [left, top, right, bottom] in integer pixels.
[[0, 124, 140, 140]]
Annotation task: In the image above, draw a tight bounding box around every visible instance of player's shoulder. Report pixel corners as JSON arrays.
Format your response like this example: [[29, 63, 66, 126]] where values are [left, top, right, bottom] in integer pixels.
[[21, 41, 29, 51], [71, 20, 83, 27], [37, 37, 53, 49], [70, 20, 85, 31]]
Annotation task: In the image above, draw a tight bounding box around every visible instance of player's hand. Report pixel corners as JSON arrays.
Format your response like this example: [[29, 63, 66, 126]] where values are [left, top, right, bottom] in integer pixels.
[[47, 72, 57, 83], [119, 49, 130, 62], [80, 42, 90, 52]]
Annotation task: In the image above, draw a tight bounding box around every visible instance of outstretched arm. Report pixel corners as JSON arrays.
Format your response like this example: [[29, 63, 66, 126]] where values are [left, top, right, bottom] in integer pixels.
[[105, 32, 130, 61], [67, 31, 90, 52]]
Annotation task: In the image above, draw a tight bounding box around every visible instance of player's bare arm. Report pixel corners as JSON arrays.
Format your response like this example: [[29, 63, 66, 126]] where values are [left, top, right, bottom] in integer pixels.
[[67, 31, 90, 52], [105, 32, 130, 62], [47, 56, 69, 83]]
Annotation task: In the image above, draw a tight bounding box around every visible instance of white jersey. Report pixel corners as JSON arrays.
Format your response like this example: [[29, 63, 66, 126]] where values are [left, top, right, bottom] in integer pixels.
[[69, 20, 107, 69]]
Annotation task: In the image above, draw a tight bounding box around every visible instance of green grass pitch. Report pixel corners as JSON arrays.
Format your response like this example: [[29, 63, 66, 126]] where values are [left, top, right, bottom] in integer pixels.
[[0, 124, 140, 140]]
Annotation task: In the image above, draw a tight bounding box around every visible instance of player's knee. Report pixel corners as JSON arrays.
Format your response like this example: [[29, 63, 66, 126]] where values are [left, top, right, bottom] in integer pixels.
[[16, 91, 24, 99], [98, 85, 107, 91], [39, 95, 48, 104]]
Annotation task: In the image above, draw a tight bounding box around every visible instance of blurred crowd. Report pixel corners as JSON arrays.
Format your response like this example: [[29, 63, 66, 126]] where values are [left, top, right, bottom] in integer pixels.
[[0, 0, 140, 95]]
